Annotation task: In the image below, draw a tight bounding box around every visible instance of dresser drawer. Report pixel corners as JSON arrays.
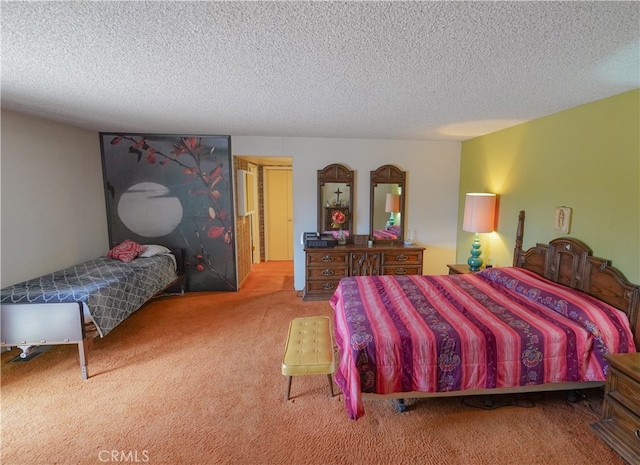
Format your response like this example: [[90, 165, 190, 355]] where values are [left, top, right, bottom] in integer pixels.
[[592, 353, 640, 463], [382, 251, 422, 265], [591, 418, 640, 465], [304, 280, 341, 296], [306, 251, 349, 267], [382, 265, 423, 276], [306, 266, 349, 280], [609, 367, 640, 416], [605, 395, 640, 443]]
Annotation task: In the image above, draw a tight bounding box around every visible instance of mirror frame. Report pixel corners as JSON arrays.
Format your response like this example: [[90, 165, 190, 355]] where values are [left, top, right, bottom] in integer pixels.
[[370, 164, 406, 244], [317, 163, 355, 242]]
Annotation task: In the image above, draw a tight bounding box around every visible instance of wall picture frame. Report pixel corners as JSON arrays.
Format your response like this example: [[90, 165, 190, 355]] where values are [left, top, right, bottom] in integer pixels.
[[554, 206, 572, 234]]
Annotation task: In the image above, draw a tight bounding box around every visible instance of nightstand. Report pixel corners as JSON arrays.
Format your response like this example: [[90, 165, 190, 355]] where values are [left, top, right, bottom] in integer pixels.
[[591, 353, 640, 464], [447, 264, 479, 275]]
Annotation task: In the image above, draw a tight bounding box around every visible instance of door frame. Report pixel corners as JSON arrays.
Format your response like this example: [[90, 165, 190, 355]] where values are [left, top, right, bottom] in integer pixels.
[[246, 162, 260, 264]]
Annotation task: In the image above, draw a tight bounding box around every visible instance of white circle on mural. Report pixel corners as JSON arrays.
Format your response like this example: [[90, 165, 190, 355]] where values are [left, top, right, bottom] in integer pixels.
[[117, 182, 183, 237]]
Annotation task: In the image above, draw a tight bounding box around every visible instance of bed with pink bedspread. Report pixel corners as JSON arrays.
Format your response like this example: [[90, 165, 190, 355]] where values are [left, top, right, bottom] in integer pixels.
[[330, 212, 640, 419]]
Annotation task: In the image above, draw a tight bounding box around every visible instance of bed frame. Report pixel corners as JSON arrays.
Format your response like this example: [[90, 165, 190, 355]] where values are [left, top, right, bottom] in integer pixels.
[[363, 211, 640, 407], [512, 211, 640, 349], [0, 249, 185, 380]]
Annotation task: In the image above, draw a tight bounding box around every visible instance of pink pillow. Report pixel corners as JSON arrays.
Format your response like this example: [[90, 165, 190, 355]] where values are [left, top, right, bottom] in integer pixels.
[[107, 240, 147, 263]]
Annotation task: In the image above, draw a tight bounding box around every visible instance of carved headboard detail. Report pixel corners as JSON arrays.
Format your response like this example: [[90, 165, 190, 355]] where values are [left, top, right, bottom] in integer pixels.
[[513, 210, 640, 348]]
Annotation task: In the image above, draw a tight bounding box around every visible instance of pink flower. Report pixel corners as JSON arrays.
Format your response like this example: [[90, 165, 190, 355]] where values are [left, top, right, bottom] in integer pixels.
[[332, 210, 346, 228]]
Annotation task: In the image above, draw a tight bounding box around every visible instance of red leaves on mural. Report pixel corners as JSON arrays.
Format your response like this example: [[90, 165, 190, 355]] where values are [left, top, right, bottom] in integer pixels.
[[133, 138, 151, 152], [207, 226, 225, 239], [208, 175, 222, 189], [183, 137, 201, 152], [182, 166, 198, 182], [146, 148, 157, 164], [209, 164, 222, 179], [207, 224, 233, 243], [171, 144, 188, 157], [110, 136, 123, 145]]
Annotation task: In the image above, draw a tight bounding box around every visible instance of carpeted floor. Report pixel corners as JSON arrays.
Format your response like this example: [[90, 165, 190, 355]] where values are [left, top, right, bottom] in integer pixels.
[[1, 261, 624, 465]]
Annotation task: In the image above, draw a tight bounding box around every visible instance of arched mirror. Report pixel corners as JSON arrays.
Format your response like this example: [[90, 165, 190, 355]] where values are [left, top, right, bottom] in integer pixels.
[[370, 164, 406, 243], [318, 164, 354, 243]]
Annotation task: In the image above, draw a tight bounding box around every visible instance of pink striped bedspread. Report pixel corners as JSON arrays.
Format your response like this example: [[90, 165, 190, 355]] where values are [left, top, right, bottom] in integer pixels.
[[330, 267, 636, 419], [373, 225, 400, 240]]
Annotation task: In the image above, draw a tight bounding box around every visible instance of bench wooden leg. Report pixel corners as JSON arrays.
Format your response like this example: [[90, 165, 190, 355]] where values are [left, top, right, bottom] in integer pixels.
[[327, 374, 334, 397], [286, 376, 292, 401]]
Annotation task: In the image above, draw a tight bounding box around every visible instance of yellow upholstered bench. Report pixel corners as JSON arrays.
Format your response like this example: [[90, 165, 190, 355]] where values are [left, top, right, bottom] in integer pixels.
[[282, 316, 336, 400]]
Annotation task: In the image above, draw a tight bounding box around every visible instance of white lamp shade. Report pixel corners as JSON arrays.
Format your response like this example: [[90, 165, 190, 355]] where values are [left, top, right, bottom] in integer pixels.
[[463, 193, 496, 233], [385, 193, 400, 213]]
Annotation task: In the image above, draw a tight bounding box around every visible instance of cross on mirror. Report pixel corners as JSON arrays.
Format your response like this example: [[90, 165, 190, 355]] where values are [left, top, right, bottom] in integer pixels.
[[334, 188, 343, 204]]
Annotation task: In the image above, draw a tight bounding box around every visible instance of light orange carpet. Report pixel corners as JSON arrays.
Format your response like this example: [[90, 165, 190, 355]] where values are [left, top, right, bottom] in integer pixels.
[[1, 261, 623, 464]]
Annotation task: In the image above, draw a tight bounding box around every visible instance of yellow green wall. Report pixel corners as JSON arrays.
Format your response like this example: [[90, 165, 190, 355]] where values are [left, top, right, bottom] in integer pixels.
[[457, 89, 640, 283]]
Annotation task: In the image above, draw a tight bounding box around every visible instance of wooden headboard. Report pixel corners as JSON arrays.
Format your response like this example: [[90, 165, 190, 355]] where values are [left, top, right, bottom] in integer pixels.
[[512, 210, 640, 348]]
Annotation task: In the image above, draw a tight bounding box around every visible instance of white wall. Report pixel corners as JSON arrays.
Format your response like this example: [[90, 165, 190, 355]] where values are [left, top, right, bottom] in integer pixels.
[[0, 115, 461, 291], [1, 110, 108, 287], [233, 136, 462, 290]]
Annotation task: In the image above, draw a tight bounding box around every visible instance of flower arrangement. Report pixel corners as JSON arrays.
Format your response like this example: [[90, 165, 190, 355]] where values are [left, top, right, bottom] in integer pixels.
[[331, 210, 346, 229]]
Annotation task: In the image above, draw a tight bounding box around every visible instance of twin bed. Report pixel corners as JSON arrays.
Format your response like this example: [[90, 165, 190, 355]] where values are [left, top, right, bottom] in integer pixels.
[[1, 247, 181, 379], [331, 212, 639, 419]]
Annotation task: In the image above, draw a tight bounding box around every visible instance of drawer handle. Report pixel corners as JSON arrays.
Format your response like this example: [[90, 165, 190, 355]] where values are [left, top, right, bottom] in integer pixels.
[[322, 256, 335, 263], [322, 269, 335, 276], [636, 429, 640, 440], [395, 268, 407, 275], [396, 254, 408, 261], [322, 283, 336, 290]]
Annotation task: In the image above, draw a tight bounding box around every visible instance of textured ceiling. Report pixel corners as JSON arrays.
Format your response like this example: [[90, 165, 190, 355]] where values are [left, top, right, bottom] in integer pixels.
[[1, 1, 639, 142]]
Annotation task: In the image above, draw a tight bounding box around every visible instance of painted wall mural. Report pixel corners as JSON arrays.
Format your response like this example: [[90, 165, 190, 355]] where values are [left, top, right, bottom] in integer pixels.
[[100, 133, 237, 291]]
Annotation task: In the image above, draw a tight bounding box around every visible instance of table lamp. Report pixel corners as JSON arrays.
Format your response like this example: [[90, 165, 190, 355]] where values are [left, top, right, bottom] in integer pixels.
[[385, 193, 400, 229], [463, 193, 496, 271]]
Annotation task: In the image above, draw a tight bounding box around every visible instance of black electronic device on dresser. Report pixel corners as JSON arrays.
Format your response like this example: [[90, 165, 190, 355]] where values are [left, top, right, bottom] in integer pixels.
[[302, 232, 336, 249]]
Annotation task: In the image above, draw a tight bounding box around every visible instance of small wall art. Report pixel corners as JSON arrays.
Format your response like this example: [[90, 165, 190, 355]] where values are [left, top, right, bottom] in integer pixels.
[[554, 206, 572, 234]]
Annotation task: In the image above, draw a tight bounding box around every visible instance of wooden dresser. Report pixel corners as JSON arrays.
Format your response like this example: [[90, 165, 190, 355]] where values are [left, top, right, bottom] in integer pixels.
[[303, 243, 424, 301], [591, 353, 640, 464]]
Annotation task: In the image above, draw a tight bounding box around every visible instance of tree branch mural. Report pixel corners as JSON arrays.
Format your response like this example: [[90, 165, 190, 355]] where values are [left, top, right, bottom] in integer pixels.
[[100, 134, 237, 291]]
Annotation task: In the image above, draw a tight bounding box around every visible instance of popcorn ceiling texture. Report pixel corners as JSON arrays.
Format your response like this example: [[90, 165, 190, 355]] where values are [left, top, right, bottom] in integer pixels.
[[1, 1, 638, 141]]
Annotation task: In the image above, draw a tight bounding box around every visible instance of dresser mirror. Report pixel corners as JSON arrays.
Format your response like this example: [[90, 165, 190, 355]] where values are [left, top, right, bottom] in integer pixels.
[[318, 164, 354, 242], [370, 164, 406, 243]]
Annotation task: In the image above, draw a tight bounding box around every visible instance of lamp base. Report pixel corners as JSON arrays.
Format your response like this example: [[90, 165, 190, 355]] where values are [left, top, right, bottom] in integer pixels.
[[467, 232, 484, 272], [386, 212, 395, 230]]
